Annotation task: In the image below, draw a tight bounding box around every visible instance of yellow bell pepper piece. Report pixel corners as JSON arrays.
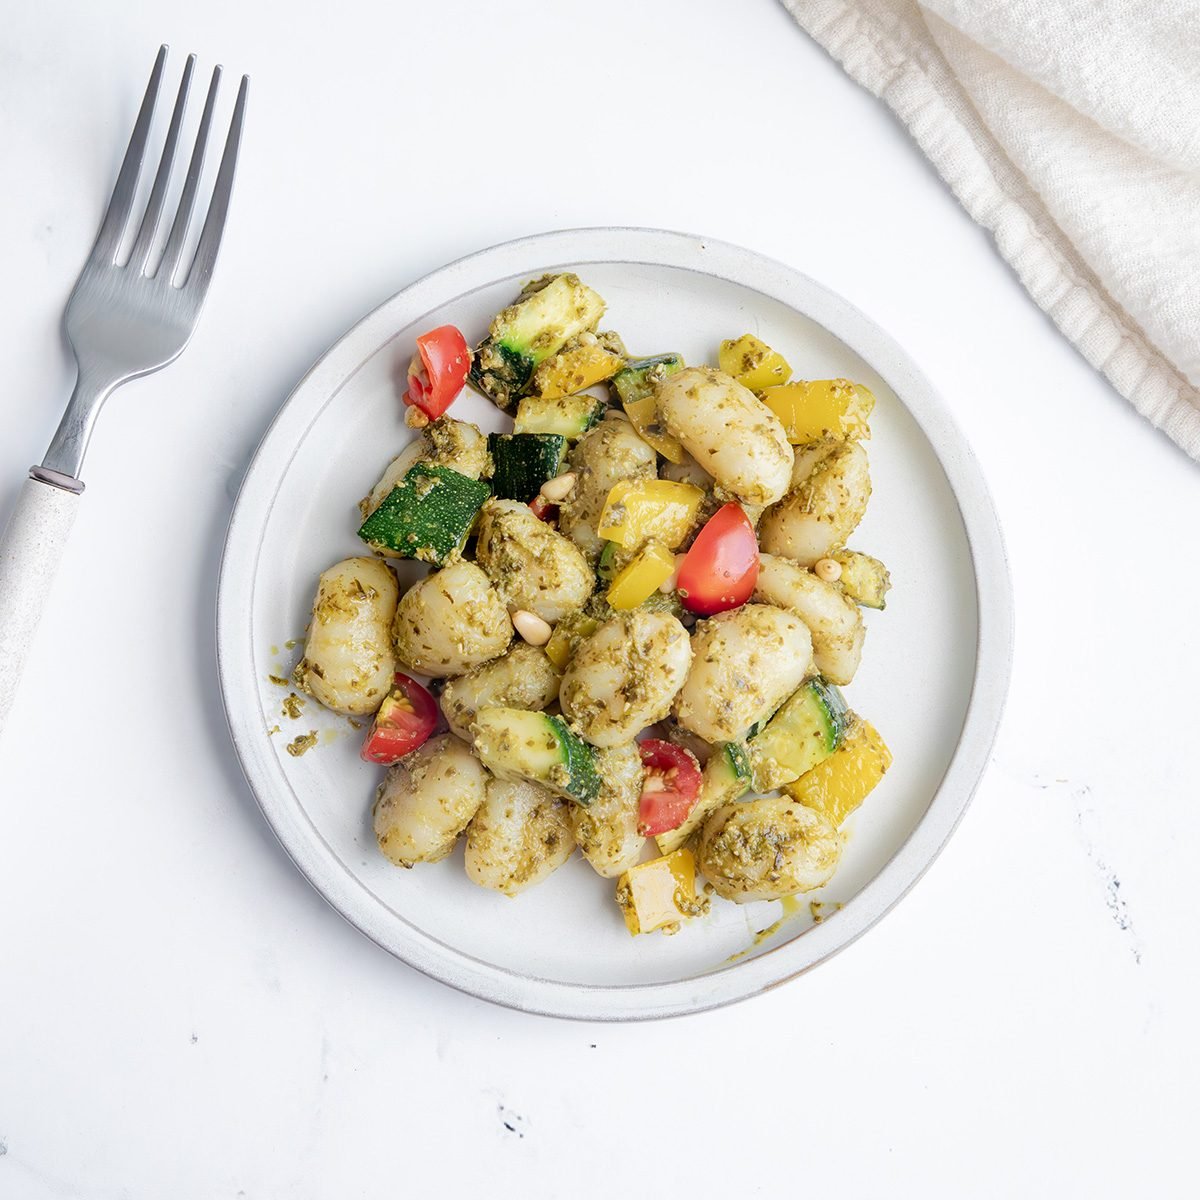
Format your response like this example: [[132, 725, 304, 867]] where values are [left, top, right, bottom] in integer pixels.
[[616, 847, 702, 935], [597, 480, 704, 550], [621, 395, 686, 463], [544, 614, 599, 671], [531, 339, 624, 399], [606, 540, 677, 610], [718, 334, 792, 392], [784, 718, 891, 827], [759, 379, 875, 444]]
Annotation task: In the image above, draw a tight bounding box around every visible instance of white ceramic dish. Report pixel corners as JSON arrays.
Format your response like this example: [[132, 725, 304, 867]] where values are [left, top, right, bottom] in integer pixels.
[[217, 227, 1012, 1021]]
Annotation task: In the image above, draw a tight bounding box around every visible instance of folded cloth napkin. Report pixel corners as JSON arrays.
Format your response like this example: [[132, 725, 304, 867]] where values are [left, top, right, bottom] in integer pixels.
[[781, 0, 1200, 458]]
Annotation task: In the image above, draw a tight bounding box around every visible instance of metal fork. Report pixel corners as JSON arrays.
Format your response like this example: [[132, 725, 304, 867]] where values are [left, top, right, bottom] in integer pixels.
[[0, 46, 248, 734]]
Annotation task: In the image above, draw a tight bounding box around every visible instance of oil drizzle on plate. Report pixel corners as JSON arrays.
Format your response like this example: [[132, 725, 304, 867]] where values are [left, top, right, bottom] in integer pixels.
[[725, 894, 806, 963]]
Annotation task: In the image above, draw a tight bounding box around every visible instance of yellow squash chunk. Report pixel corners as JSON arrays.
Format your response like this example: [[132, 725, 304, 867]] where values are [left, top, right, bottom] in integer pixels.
[[544, 613, 600, 671], [833, 550, 891, 610], [785, 718, 892, 827], [616, 848, 702, 935], [531, 338, 625, 399], [606, 540, 677, 610], [597, 479, 705, 550], [718, 334, 791, 392], [622, 394, 686, 463], [760, 379, 875, 444]]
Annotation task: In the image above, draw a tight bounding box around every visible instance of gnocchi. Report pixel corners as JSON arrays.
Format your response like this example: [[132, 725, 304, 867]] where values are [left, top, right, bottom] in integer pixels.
[[560, 610, 692, 747], [673, 604, 814, 743], [570, 742, 646, 877], [758, 441, 871, 567], [464, 777, 575, 895], [373, 735, 490, 866], [475, 499, 594, 622], [698, 796, 843, 902], [753, 554, 865, 685], [655, 366, 793, 506], [440, 642, 560, 741], [292, 556, 398, 716], [392, 560, 513, 676]]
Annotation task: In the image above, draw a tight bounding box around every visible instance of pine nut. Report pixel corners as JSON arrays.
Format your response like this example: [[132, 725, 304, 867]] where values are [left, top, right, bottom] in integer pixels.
[[512, 609, 552, 646], [814, 557, 842, 582], [539, 472, 577, 503]]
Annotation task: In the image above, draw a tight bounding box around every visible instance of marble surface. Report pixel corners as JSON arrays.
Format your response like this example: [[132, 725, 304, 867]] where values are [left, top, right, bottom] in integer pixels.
[[1, 1, 1196, 1195]]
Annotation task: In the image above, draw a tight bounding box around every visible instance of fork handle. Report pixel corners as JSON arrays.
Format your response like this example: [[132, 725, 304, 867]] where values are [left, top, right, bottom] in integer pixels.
[[0, 475, 81, 738]]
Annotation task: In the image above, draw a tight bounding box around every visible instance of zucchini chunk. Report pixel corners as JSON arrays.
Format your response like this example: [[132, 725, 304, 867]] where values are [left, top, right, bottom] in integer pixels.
[[472, 706, 601, 806], [833, 550, 892, 610], [513, 392, 606, 440], [488, 433, 567, 503], [748, 678, 850, 791], [610, 353, 686, 463], [357, 464, 490, 565], [470, 274, 607, 410]]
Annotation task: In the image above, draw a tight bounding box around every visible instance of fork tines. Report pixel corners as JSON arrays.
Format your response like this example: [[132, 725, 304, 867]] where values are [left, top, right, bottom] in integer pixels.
[[92, 44, 248, 296]]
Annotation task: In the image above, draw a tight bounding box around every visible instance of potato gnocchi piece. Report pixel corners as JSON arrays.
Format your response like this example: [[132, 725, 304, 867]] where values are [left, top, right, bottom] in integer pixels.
[[373, 734, 489, 866], [698, 795, 842, 902], [655, 367, 793, 506], [464, 777, 575, 895], [559, 414, 657, 561], [673, 604, 813, 743], [759, 441, 871, 567], [440, 642, 561, 741], [292, 556, 398, 716], [393, 560, 513, 677], [363, 417, 488, 517], [560, 610, 692, 747], [753, 554, 865, 686], [475, 499, 594, 623], [571, 742, 646, 878]]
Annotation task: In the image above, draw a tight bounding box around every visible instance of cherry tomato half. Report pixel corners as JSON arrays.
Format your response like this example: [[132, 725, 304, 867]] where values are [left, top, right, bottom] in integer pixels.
[[405, 325, 471, 420], [676, 503, 759, 615], [637, 739, 702, 836], [361, 673, 438, 765]]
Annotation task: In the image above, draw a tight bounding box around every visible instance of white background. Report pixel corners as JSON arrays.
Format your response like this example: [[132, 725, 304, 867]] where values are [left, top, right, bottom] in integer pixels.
[[2, 1, 1197, 1196]]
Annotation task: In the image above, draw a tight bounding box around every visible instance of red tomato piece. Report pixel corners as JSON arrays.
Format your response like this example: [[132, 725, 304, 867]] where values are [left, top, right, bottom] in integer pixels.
[[676, 503, 759, 616], [529, 495, 557, 522], [637, 739, 703, 836], [404, 325, 471, 420], [361, 673, 438, 765]]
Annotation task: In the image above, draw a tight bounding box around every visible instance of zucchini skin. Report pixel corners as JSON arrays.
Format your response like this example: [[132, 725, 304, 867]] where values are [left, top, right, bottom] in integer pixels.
[[547, 714, 602, 806], [748, 677, 850, 791], [470, 274, 607, 410], [357, 464, 490, 565], [513, 393, 607, 439], [610, 353, 684, 406], [472, 706, 601, 805], [471, 341, 534, 412], [488, 433, 567, 503]]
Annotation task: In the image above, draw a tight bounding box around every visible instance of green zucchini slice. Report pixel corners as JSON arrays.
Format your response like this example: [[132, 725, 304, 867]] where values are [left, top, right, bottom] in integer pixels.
[[488, 433, 567, 503], [357, 464, 490, 565], [748, 678, 850, 791], [470, 274, 607, 410], [472, 706, 601, 806]]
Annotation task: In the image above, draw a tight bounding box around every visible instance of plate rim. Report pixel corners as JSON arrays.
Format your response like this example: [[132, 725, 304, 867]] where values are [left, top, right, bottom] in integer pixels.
[[216, 226, 1014, 1021]]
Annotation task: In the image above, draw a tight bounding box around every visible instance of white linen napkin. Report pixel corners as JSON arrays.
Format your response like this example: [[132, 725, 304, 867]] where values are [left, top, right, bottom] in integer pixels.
[[781, 0, 1200, 458]]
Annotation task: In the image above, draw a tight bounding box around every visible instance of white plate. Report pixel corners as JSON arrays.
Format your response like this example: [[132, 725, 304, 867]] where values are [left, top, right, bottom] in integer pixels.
[[217, 228, 1012, 1021]]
